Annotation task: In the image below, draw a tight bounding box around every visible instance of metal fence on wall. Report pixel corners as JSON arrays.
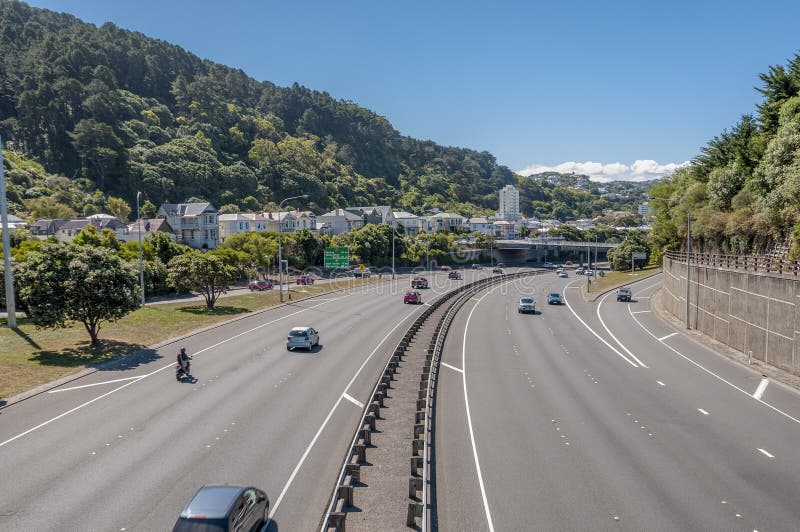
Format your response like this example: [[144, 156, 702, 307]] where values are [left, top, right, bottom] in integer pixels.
[[664, 250, 800, 277]]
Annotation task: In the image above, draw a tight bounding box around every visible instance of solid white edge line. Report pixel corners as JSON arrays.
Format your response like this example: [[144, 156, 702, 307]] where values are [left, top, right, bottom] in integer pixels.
[[658, 332, 678, 341], [626, 302, 800, 425], [342, 393, 364, 409], [562, 282, 639, 368], [757, 448, 774, 458], [462, 288, 498, 532], [698, 408, 710, 415], [597, 292, 648, 368], [268, 300, 426, 521], [753, 378, 769, 400], [441, 362, 464, 373], [47, 375, 145, 393], [631, 310, 652, 314]]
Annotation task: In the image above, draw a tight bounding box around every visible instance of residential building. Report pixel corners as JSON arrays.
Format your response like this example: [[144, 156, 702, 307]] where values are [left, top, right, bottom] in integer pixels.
[[241, 213, 269, 232], [318, 208, 366, 235], [348, 205, 394, 225], [157, 202, 219, 249], [393, 211, 422, 236], [56, 219, 91, 243], [429, 212, 465, 233], [499, 184, 520, 221], [219, 214, 252, 242], [2, 214, 27, 231], [127, 218, 176, 242], [638, 203, 651, 217], [493, 220, 517, 239], [55, 216, 130, 243], [466, 217, 493, 235], [30, 218, 69, 238], [289, 210, 317, 231]]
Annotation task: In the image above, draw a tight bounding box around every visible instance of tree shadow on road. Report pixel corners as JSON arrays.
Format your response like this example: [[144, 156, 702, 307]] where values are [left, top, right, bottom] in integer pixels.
[[179, 305, 250, 316], [29, 339, 159, 371]]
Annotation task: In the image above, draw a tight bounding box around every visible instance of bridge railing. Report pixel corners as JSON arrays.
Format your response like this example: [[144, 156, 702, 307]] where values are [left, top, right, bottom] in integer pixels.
[[665, 250, 800, 277]]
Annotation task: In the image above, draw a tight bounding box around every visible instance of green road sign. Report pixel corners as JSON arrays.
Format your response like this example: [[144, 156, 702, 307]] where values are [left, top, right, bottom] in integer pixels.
[[324, 246, 350, 268]]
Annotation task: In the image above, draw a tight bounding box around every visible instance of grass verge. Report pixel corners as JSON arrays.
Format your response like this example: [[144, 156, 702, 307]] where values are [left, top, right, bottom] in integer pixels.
[[0, 279, 376, 400]]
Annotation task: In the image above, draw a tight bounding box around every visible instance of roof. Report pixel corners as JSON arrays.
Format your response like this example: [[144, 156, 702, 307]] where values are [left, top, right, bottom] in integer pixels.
[[431, 212, 464, 219], [159, 202, 216, 217], [181, 485, 245, 519], [60, 219, 91, 230], [393, 211, 419, 219], [351, 205, 393, 218], [290, 326, 313, 331], [218, 213, 251, 222], [129, 219, 173, 233], [320, 209, 364, 221], [31, 218, 69, 229], [87, 213, 116, 220], [468, 217, 490, 224]]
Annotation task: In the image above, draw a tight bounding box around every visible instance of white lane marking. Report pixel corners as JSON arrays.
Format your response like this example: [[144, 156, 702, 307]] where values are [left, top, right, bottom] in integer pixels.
[[441, 362, 464, 373], [597, 292, 648, 367], [462, 287, 498, 532], [657, 381, 665, 386], [47, 375, 145, 393], [631, 310, 651, 314], [0, 290, 360, 448], [658, 332, 679, 341], [627, 304, 800, 425], [698, 408, 710, 415], [757, 448, 774, 458], [637, 296, 651, 299], [342, 393, 364, 409], [268, 300, 426, 520], [562, 282, 639, 368], [753, 378, 769, 400]]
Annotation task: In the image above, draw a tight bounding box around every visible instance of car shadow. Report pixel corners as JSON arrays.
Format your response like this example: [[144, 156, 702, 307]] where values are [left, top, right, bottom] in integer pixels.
[[261, 518, 279, 532], [177, 374, 198, 384], [289, 344, 325, 354]]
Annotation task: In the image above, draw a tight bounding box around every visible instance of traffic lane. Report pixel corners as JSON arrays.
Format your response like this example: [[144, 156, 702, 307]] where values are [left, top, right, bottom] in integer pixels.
[[541, 284, 800, 530], [0, 285, 430, 530], [434, 274, 556, 531], [595, 275, 800, 429], [446, 283, 800, 531]]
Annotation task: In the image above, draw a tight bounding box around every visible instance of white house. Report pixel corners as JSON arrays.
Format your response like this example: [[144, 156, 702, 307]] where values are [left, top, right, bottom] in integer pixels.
[[55, 216, 130, 243], [241, 212, 270, 232], [429, 212, 465, 233], [466, 217, 493, 235], [219, 214, 252, 242], [393, 211, 422, 235], [158, 202, 219, 249]]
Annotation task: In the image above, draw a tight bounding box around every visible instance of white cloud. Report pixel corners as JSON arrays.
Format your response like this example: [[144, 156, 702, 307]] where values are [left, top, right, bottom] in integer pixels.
[[516, 159, 689, 182]]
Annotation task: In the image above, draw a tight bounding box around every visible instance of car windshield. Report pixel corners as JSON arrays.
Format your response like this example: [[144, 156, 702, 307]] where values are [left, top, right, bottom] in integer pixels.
[[520, 298, 533, 304], [290, 329, 308, 336], [181, 486, 241, 518], [549, 293, 560, 298]]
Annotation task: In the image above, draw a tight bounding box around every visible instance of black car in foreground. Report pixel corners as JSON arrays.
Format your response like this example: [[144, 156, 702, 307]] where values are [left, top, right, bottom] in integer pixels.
[[617, 287, 632, 302], [173, 485, 268, 532]]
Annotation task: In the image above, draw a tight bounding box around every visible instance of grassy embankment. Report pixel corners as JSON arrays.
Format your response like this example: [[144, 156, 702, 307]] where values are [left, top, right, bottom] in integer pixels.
[[0, 279, 376, 400], [586, 263, 662, 295]]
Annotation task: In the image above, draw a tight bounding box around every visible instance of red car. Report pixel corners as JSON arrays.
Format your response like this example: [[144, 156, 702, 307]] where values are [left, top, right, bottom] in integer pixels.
[[404, 291, 422, 304], [296, 275, 315, 285], [248, 280, 273, 291], [440, 265, 452, 272], [411, 277, 429, 289]]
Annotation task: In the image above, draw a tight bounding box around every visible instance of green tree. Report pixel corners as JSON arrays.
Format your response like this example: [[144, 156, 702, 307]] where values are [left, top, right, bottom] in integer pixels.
[[23, 197, 77, 220], [107, 196, 132, 221], [147, 232, 187, 265], [167, 252, 236, 309], [607, 236, 650, 271], [140, 199, 157, 219], [17, 243, 139, 345]]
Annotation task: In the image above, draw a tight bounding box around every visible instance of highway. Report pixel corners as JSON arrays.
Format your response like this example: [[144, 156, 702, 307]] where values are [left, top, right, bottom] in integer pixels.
[[0, 270, 485, 531], [435, 273, 800, 531]]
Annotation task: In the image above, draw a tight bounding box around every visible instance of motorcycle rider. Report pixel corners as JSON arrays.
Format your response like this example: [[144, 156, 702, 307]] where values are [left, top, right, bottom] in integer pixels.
[[177, 346, 192, 375]]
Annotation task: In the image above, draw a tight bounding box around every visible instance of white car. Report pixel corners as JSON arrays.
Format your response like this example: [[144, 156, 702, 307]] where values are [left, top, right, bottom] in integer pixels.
[[558, 271, 568, 278], [518, 296, 536, 314], [286, 326, 320, 351]]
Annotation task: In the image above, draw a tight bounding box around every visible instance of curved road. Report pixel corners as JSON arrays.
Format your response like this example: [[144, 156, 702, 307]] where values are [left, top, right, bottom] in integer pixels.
[[435, 273, 800, 531], [0, 270, 486, 531]]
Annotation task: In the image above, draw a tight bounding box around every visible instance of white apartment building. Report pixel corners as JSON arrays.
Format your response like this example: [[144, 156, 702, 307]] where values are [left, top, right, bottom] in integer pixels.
[[393, 211, 422, 235], [499, 184, 520, 221]]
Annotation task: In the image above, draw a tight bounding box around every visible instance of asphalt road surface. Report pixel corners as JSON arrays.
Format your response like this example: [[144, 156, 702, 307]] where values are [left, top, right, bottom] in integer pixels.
[[0, 268, 493, 531], [435, 272, 800, 531]]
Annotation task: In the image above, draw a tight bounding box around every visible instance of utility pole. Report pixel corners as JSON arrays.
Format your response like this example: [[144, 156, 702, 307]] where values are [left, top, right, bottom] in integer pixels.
[[391, 220, 396, 280], [278, 195, 308, 303], [686, 212, 691, 329], [136, 191, 146, 306], [0, 135, 16, 328]]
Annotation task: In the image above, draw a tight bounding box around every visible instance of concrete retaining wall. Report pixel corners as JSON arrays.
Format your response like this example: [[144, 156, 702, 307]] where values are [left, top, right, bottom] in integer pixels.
[[662, 256, 800, 376]]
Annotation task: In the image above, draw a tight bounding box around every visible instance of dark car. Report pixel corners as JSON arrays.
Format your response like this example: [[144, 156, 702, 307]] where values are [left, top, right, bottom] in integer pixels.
[[173, 485, 268, 532], [404, 290, 422, 304], [448, 270, 462, 279], [617, 287, 632, 302], [296, 274, 314, 285], [248, 280, 273, 291], [547, 292, 563, 305]]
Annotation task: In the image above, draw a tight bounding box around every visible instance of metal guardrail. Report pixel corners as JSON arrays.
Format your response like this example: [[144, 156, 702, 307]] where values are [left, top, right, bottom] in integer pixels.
[[665, 250, 800, 276], [319, 271, 537, 531]]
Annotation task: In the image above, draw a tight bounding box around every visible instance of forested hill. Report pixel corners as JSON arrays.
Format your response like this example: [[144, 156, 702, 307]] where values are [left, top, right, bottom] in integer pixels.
[[650, 53, 800, 257], [0, 0, 517, 216]]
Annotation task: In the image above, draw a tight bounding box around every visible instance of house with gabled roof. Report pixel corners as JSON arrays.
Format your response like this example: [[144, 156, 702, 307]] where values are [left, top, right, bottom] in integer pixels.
[[318, 208, 365, 235], [127, 218, 176, 242], [219, 214, 252, 242], [157, 202, 219, 249], [30, 218, 69, 239]]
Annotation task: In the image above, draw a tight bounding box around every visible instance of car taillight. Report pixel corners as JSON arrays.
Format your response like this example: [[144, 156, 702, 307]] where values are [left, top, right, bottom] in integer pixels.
[[304, 337, 310, 341], [287, 336, 291, 340]]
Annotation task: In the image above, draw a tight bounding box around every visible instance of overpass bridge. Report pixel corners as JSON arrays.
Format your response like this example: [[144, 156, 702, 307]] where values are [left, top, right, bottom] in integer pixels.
[[456, 239, 620, 265]]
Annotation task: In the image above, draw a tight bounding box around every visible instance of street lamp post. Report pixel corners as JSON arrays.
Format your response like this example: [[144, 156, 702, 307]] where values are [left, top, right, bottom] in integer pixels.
[[391, 220, 396, 280], [278, 194, 308, 303], [0, 135, 16, 328], [686, 212, 691, 329], [136, 192, 145, 306]]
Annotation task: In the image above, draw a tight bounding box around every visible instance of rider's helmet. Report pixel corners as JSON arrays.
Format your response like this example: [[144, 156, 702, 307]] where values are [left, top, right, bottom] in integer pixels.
[[180, 346, 186, 354]]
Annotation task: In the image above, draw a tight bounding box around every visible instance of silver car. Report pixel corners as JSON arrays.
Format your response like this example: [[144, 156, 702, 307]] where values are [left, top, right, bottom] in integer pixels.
[[286, 326, 320, 351], [518, 296, 536, 314]]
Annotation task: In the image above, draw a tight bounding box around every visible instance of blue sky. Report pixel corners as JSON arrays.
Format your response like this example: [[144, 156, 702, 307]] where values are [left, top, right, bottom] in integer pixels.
[[25, 0, 800, 180]]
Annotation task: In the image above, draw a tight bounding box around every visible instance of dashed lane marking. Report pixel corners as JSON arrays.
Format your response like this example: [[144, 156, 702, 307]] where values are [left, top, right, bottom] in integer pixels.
[[442, 362, 464, 373], [698, 408, 710, 416], [658, 332, 678, 341], [342, 393, 364, 409], [753, 378, 769, 400], [757, 448, 774, 458]]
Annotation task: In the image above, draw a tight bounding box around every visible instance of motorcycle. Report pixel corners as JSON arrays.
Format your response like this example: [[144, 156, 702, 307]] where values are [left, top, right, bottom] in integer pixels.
[[175, 357, 192, 381]]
